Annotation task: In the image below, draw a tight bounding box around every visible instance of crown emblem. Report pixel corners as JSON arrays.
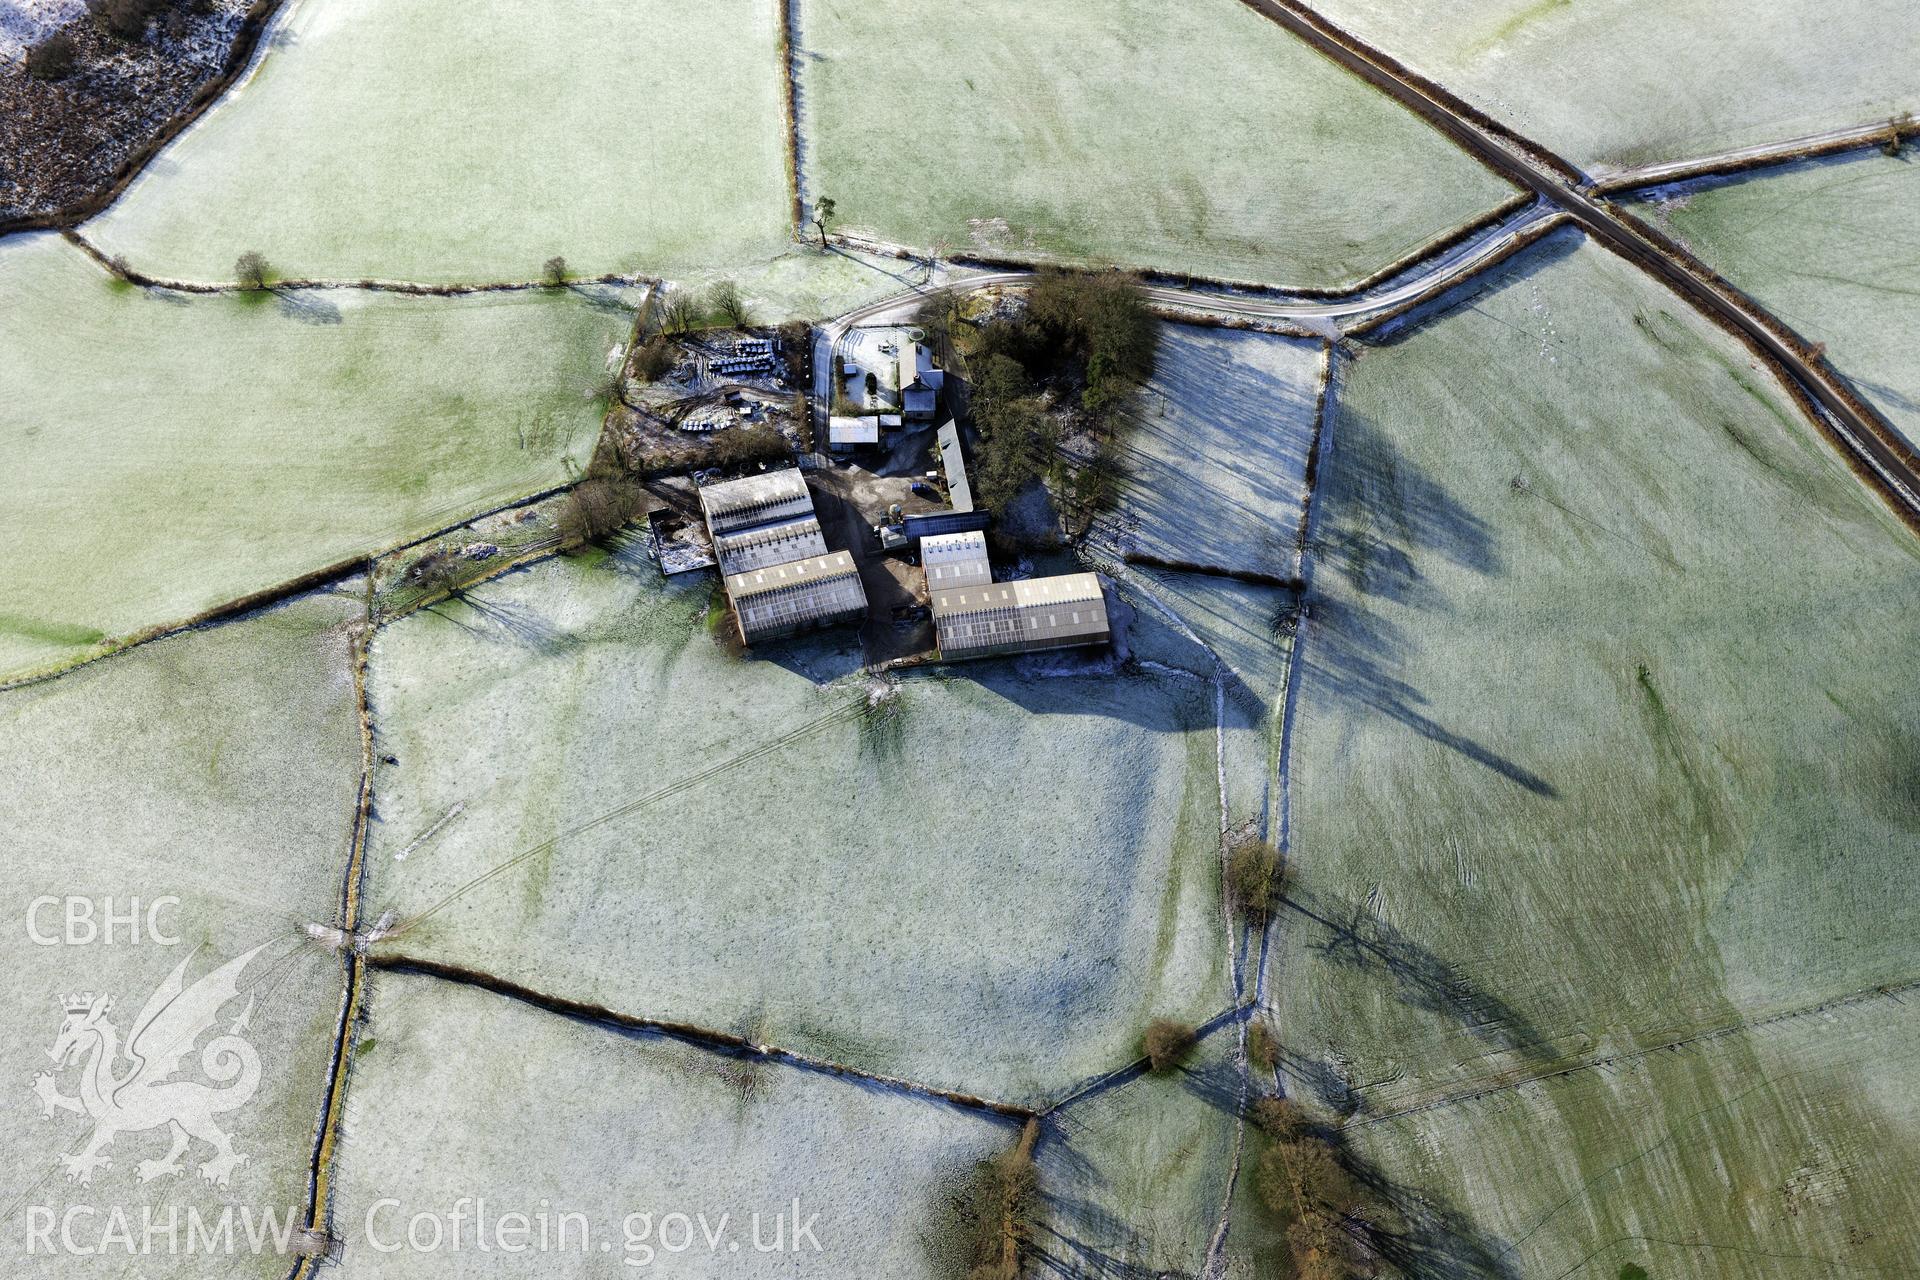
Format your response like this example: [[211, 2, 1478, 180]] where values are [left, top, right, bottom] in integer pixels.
[[62, 993, 98, 1014]]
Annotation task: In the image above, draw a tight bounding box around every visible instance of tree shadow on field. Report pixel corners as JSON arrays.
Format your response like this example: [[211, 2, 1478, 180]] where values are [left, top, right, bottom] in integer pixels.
[[274, 289, 342, 325], [1028, 1027, 1244, 1280], [1300, 400, 1556, 798], [1102, 327, 1318, 577], [562, 280, 641, 317], [1341, 1138, 1524, 1280], [1281, 884, 1559, 1092], [432, 591, 570, 654]]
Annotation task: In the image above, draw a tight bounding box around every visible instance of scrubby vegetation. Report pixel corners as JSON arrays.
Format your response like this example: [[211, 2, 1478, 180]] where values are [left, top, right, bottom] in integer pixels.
[[1226, 836, 1285, 920], [632, 335, 679, 383], [88, 0, 168, 42], [556, 476, 644, 549], [710, 424, 789, 471], [965, 269, 1157, 514], [1248, 1019, 1279, 1074], [1141, 1017, 1197, 1073], [949, 1120, 1039, 1280], [25, 33, 79, 80], [1249, 1095, 1372, 1280]]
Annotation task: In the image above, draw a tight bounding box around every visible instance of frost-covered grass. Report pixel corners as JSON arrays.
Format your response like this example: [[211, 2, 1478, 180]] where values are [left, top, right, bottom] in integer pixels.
[[333, 970, 1012, 1278], [362, 550, 1227, 1106], [1095, 326, 1322, 578], [1040, 1031, 1239, 1276], [1117, 566, 1294, 846], [1310, 0, 1919, 170], [1628, 150, 1920, 448], [0, 232, 636, 680], [84, 0, 793, 284], [0, 588, 362, 1277], [1345, 997, 1920, 1277], [667, 246, 989, 328], [794, 0, 1516, 289], [1270, 229, 1920, 1263]]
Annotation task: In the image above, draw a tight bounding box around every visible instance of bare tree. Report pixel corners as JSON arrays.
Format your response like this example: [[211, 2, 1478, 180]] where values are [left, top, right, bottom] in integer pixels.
[[234, 251, 271, 291], [661, 291, 699, 336], [707, 278, 750, 328], [557, 477, 644, 549], [24, 33, 78, 79], [543, 255, 569, 287], [811, 197, 836, 249]]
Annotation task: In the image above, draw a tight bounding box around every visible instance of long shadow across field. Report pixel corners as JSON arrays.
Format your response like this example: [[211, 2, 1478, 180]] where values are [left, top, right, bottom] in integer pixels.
[[1299, 399, 1555, 798], [1029, 1020, 1521, 1279]]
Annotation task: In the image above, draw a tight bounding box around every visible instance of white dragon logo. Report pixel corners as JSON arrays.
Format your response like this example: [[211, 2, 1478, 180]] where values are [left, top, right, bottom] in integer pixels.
[[32, 943, 269, 1187]]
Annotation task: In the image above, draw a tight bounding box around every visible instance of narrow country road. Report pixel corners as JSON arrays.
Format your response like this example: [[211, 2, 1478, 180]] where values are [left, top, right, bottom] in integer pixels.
[[812, 199, 1562, 427], [1235, 0, 1920, 522]]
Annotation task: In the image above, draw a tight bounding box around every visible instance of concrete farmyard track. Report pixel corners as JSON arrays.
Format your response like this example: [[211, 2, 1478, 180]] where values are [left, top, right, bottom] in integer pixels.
[[1235, 0, 1920, 525]]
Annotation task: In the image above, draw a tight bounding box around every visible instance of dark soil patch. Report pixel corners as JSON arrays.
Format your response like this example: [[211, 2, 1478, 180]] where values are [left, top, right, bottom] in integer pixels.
[[1, 2, 271, 224]]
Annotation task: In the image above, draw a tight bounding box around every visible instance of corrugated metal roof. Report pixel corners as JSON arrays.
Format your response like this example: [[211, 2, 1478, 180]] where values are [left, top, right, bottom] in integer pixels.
[[726, 550, 860, 599], [829, 416, 881, 445], [933, 572, 1109, 659], [698, 469, 814, 533], [936, 422, 973, 513], [726, 551, 868, 641], [903, 510, 991, 540], [921, 530, 992, 590], [713, 516, 828, 575]]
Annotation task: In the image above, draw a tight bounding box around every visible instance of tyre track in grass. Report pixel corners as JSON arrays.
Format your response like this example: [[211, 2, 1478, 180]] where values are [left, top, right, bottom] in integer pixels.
[[1343, 973, 1920, 1131]]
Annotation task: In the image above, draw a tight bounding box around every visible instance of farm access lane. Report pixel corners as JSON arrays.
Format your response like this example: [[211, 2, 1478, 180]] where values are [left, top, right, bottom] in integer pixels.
[[1235, 0, 1920, 524], [810, 198, 1564, 429]]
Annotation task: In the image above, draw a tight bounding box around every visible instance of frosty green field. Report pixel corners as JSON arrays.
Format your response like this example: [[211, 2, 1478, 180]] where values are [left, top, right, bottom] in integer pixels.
[[0, 232, 635, 680], [1040, 1032, 1240, 1277], [84, 0, 792, 284], [361, 551, 1228, 1105], [1345, 993, 1920, 1277], [330, 971, 1012, 1278], [1629, 150, 1920, 448], [1267, 230, 1920, 1265], [1095, 326, 1323, 577], [0, 589, 363, 1279], [1308, 0, 1920, 170], [1115, 565, 1294, 844], [794, 0, 1516, 288]]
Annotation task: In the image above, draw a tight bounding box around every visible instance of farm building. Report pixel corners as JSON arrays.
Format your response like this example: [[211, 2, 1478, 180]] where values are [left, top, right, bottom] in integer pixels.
[[921, 530, 993, 590], [899, 341, 943, 421], [699, 469, 868, 645], [930, 572, 1111, 662], [699, 468, 816, 539], [935, 421, 973, 513], [828, 415, 881, 453], [725, 552, 868, 641]]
